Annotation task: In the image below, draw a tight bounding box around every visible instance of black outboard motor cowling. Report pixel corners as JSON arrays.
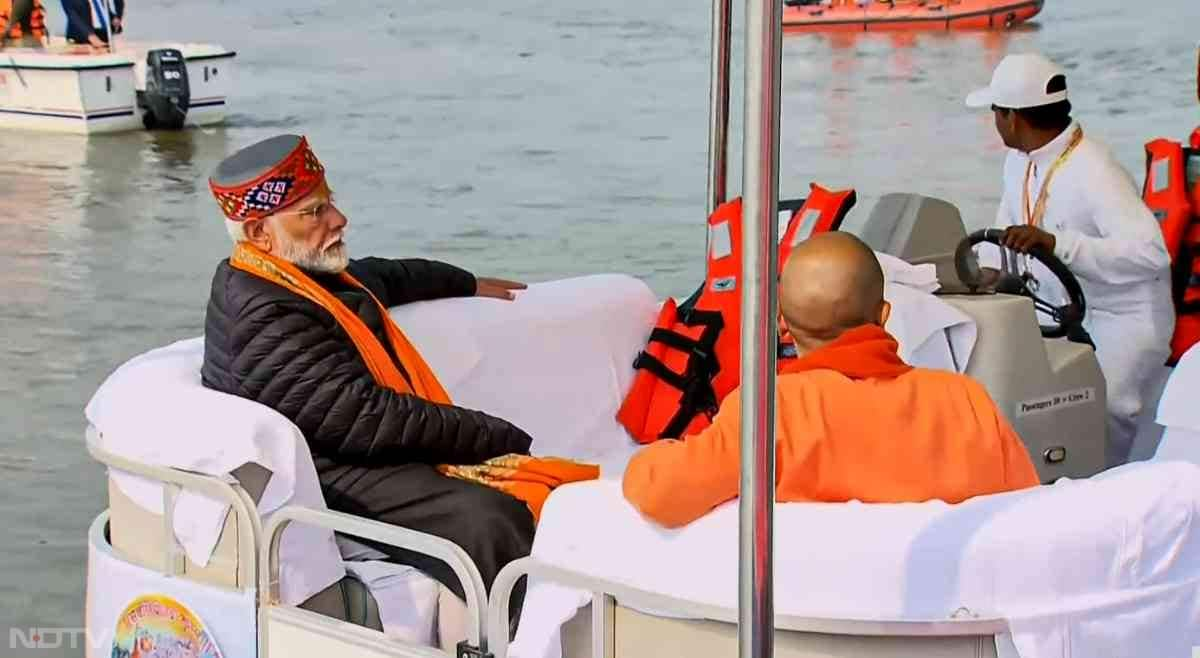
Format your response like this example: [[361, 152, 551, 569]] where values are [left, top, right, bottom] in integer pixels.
[[140, 48, 190, 129]]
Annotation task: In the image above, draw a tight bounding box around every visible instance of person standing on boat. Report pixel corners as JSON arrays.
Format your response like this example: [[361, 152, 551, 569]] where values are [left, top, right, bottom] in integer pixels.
[[60, 0, 122, 48], [622, 232, 1040, 529], [966, 52, 1174, 467], [200, 134, 537, 624]]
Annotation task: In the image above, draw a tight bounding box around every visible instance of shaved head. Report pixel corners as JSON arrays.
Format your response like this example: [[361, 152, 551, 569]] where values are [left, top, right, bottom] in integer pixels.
[[779, 232, 889, 355]]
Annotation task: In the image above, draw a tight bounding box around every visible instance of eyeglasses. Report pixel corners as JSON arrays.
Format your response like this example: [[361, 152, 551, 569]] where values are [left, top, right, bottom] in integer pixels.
[[277, 195, 337, 220]]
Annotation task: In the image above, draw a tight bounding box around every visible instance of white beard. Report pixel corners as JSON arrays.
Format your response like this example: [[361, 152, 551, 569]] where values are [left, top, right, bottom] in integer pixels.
[[274, 231, 349, 273]]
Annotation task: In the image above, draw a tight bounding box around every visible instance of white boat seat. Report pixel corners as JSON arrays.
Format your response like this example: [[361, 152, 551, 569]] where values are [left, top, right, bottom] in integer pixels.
[[89, 274, 671, 653], [1153, 341, 1200, 465], [104, 465, 463, 645], [508, 461, 1200, 658]]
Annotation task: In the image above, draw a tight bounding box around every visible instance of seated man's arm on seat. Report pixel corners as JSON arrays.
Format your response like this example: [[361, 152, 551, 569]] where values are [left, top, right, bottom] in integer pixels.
[[236, 301, 532, 465], [349, 257, 477, 307], [622, 395, 743, 528]]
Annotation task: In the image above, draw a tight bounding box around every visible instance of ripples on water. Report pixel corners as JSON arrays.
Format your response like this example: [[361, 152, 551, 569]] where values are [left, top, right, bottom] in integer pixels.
[[0, 0, 1197, 650]]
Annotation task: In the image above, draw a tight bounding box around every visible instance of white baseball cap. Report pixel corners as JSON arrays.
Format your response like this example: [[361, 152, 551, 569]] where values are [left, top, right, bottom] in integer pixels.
[[965, 53, 1068, 109]]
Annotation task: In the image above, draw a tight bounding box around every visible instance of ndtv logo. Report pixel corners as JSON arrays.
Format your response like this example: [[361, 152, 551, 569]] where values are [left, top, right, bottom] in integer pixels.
[[9, 627, 107, 650]]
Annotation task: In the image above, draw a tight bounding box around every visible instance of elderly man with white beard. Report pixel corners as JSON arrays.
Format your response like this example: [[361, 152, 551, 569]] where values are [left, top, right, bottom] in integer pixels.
[[200, 134, 537, 635]]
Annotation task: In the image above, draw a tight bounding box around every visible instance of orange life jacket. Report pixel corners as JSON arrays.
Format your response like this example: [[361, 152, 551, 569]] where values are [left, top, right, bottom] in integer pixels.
[[1144, 140, 1191, 264], [1143, 136, 1200, 364], [1, 0, 47, 40], [616, 183, 857, 443]]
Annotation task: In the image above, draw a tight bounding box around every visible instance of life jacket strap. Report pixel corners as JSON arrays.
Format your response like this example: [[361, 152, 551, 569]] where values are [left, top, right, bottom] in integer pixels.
[[629, 308, 725, 439], [632, 350, 691, 392]]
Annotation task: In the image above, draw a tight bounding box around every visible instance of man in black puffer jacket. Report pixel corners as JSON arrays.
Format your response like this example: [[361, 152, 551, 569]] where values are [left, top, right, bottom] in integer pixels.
[[200, 134, 535, 621]]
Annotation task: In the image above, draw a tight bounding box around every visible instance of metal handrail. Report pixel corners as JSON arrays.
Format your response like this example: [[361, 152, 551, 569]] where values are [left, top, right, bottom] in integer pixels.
[[89, 424, 490, 655], [260, 505, 490, 654], [486, 557, 1009, 658], [85, 424, 262, 592]]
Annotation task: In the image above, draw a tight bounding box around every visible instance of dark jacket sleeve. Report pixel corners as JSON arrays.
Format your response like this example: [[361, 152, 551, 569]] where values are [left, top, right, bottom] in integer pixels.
[[112, 0, 124, 19], [234, 298, 532, 465], [349, 257, 477, 308]]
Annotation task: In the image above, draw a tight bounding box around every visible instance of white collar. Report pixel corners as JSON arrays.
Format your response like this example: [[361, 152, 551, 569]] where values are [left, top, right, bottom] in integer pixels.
[[1024, 120, 1081, 169]]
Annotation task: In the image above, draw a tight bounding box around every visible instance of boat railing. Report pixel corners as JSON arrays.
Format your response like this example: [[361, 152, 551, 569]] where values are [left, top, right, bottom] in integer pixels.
[[85, 424, 262, 593], [486, 557, 1011, 658], [87, 423, 491, 657], [261, 505, 490, 658]]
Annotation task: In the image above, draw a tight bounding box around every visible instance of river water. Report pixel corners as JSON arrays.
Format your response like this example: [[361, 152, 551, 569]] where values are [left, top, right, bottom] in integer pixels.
[[0, 0, 1197, 654]]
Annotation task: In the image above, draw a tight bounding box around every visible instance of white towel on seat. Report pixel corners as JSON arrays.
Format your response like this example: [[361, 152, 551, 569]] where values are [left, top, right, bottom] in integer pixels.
[[85, 337, 346, 607]]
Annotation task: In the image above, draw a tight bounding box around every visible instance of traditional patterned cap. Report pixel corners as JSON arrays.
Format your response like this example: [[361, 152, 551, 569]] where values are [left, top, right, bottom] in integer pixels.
[[209, 134, 326, 222]]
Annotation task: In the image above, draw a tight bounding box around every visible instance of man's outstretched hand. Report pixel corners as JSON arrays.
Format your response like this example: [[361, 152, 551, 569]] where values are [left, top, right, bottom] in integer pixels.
[[475, 277, 527, 301]]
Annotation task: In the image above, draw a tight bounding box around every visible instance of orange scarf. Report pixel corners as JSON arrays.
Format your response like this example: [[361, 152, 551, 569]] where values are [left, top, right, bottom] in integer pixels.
[[229, 242, 451, 403], [437, 455, 600, 522], [778, 324, 913, 380]]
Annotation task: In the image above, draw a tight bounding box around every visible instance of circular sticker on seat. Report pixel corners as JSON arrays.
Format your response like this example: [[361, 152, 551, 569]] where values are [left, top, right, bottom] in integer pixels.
[[110, 594, 224, 658]]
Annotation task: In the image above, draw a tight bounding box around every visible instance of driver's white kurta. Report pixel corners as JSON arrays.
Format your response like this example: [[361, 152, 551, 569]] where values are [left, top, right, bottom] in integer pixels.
[[987, 120, 1174, 466]]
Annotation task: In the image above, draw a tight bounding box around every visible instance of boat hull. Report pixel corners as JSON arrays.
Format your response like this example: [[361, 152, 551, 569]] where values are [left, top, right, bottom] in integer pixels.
[[0, 39, 234, 134], [783, 0, 1043, 31]]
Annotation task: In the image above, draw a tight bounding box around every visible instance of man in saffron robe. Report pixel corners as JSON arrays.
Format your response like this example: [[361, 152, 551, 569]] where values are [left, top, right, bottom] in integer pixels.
[[200, 134, 537, 628], [622, 231, 1040, 528]]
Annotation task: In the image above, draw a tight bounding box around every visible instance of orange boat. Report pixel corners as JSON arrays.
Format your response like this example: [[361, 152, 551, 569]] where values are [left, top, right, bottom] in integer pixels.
[[783, 0, 1044, 31]]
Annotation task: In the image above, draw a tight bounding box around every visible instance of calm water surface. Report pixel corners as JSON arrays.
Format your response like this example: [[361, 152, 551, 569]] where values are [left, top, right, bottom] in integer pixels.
[[1, 0, 1197, 653]]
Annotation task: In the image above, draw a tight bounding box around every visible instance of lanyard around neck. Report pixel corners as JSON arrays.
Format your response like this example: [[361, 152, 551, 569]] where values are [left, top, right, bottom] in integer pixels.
[[1022, 125, 1083, 228]]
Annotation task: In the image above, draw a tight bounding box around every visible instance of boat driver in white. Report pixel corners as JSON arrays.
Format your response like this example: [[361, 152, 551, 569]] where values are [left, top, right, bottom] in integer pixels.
[[966, 52, 1174, 467]]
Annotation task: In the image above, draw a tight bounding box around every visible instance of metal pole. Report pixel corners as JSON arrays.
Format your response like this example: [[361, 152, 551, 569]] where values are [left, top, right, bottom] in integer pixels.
[[102, 0, 113, 52], [738, 0, 781, 654], [705, 0, 733, 221]]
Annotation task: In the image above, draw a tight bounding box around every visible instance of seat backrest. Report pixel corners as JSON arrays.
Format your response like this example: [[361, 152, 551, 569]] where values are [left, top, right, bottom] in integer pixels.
[[390, 274, 662, 460]]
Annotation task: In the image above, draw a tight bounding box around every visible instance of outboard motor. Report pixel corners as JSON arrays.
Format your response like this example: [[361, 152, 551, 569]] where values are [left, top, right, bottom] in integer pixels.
[[139, 48, 190, 130]]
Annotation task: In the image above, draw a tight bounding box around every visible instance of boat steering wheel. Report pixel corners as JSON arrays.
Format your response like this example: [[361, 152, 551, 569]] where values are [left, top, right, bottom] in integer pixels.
[[954, 228, 1091, 343]]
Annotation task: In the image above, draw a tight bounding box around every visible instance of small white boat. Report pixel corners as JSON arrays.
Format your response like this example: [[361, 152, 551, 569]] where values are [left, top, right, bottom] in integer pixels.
[[0, 37, 234, 134]]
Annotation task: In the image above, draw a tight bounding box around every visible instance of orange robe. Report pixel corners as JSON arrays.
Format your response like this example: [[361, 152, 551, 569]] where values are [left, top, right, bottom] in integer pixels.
[[622, 325, 1039, 528]]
